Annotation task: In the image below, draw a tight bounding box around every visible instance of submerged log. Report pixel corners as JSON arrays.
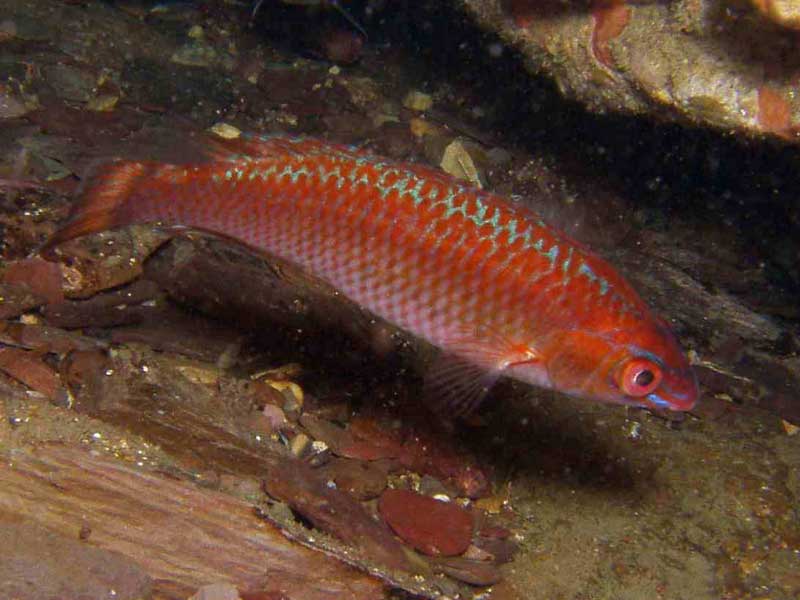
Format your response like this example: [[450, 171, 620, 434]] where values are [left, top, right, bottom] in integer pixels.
[[0, 444, 386, 600]]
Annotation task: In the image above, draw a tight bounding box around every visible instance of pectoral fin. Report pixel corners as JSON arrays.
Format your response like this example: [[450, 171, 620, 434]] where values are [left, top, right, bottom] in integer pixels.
[[424, 330, 541, 418]]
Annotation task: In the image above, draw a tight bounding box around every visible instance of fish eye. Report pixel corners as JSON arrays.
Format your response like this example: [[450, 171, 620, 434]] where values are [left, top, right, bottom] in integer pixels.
[[618, 358, 663, 397]]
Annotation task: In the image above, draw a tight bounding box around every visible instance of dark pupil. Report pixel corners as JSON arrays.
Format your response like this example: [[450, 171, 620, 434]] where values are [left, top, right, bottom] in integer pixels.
[[634, 369, 655, 388]]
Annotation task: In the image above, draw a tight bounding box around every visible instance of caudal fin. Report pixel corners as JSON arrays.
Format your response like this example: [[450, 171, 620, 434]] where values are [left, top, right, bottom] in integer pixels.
[[41, 161, 149, 256]]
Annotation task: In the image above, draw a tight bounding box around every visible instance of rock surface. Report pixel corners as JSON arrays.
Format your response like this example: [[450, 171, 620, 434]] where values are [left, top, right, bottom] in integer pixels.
[[458, 0, 800, 141]]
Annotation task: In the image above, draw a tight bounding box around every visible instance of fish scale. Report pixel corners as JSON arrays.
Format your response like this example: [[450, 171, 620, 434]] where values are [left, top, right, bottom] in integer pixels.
[[43, 134, 698, 414]]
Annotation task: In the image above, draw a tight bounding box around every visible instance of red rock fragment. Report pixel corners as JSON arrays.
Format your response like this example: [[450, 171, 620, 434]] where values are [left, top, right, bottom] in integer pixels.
[[0, 347, 62, 401], [430, 555, 503, 586], [757, 86, 794, 138], [398, 430, 491, 499], [591, 0, 631, 69], [318, 457, 389, 500], [0, 284, 44, 320], [0, 322, 106, 354], [378, 488, 474, 557], [339, 415, 404, 460], [2, 258, 63, 305], [263, 460, 412, 571]]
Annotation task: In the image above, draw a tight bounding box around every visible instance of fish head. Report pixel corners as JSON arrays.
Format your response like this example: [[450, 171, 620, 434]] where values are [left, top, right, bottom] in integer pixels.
[[539, 318, 698, 412]]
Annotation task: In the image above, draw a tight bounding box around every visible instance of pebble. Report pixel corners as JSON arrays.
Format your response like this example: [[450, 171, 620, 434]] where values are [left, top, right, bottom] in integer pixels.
[[259, 403, 289, 433], [378, 488, 474, 556], [209, 122, 242, 140], [289, 433, 311, 457], [0, 87, 32, 119], [87, 94, 119, 112], [440, 139, 483, 188], [403, 90, 433, 112], [265, 380, 304, 411], [317, 457, 388, 500], [408, 117, 439, 138], [171, 43, 218, 68], [430, 555, 503, 586], [188, 25, 204, 40]]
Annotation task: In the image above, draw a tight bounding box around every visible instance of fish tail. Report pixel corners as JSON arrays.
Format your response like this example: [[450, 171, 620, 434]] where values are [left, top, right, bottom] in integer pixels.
[[41, 161, 150, 256]]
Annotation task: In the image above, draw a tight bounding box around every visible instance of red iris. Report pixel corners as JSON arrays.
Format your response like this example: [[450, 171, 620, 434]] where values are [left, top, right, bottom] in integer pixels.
[[618, 358, 662, 397]]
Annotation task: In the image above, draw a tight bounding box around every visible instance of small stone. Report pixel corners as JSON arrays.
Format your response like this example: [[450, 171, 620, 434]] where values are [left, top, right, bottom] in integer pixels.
[[209, 122, 242, 139], [188, 25, 204, 40], [318, 457, 388, 500], [171, 43, 218, 68], [0, 86, 32, 119], [378, 488, 474, 556], [86, 94, 119, 112], [408, 117, 438, 138], [2, 258, 64, 305], [403, 90, 433, 112], [782, 419, 799, 435], [267, 380, 304, 411], [261, 403, 289, 432], [462, 544, 494, 562], [0, 347, 63, 401], [289, 433, 311, 457], [440, 139, 483, 188], [432, 556, 503, 586]]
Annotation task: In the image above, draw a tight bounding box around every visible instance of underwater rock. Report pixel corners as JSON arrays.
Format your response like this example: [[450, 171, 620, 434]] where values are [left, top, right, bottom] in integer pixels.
[[750, 0, 800, 30], [43, 63, 97, 103], [0, 521, 152, 600], [379, 488, 474, 556], [0, 347, 63, 401], [0, 445, 384, 600], [0, 283, 44, 320], [2, 257, 63, 305], [403, 90, 434, 112], [316, 457, 389, 500], [458, 0, 800, 142], [263, 459, 413, 572], [0, 85, 32, 119], [429, 555, 503, 586]]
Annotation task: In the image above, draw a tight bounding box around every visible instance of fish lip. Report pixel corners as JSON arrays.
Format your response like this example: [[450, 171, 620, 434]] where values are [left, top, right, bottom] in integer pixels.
[[645, 369, 699, 412]]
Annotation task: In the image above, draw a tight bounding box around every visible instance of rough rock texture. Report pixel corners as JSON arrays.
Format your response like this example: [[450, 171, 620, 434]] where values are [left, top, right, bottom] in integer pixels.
[[0, 444, 385, 600], [458, 0, 800, 141], [0, 520, 152, 600]]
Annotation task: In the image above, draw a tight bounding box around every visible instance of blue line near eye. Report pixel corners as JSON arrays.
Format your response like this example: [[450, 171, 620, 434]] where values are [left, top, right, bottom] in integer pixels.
[[626, 348, 664, 366], [647, 393, 670, 408]]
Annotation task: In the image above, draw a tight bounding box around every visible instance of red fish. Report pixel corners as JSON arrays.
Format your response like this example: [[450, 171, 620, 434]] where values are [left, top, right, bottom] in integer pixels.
[[44, 135, 698, 415]]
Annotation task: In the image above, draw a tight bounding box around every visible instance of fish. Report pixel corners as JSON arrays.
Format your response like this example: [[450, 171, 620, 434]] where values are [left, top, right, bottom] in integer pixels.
[[43, 134, 699, 415]]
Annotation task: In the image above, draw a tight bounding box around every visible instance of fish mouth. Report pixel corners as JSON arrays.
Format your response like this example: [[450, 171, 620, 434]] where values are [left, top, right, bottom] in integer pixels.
[[643, 367, 699, 412]]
